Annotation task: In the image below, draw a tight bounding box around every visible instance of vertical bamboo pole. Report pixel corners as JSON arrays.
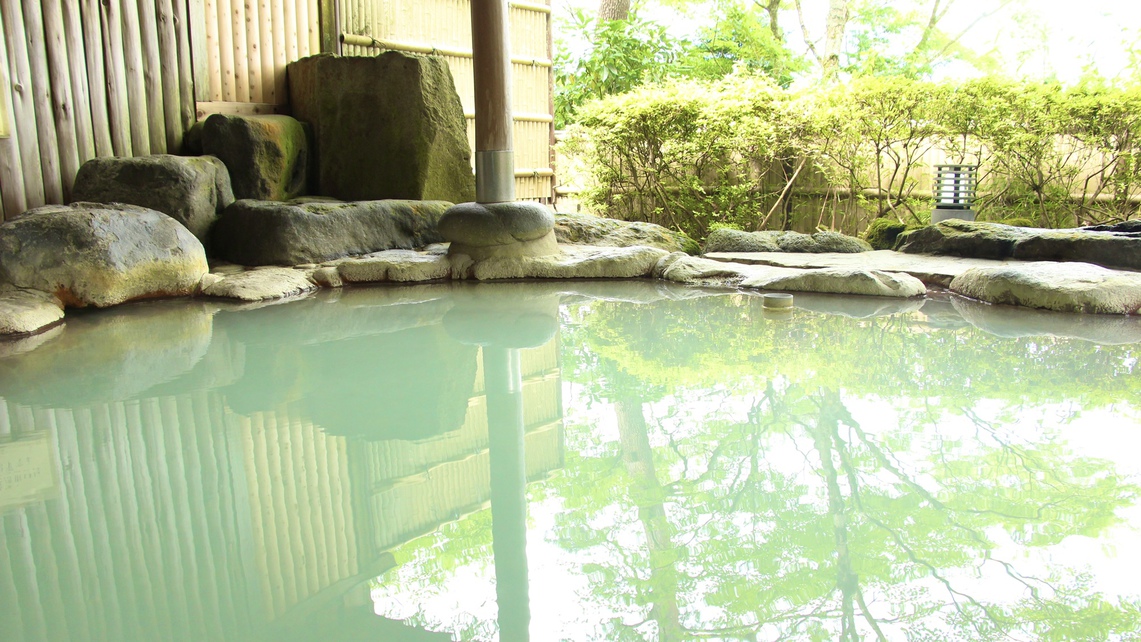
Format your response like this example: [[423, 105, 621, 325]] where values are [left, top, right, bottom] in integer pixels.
[[100, 0, 133, 156], [202, 0, 222, 101], [140, 399, 186, 638], [243, 414, 277, 619], [217, 0, 236, 101], [341, 0, 353, 56], [307, 0, 319, 55], [244, 0, 262, 103], [59, 1, 96, 164], [136, 0, 168, 153], [0, 2, 28, 218], [291, 421, 319, 597], [229, 0, 250, 102], [20, 0, 64, 204], [258, 0, 275, 104], [41, 0, 81, 200], [119, 0, 152, 155], [317, 0, 338, 54], [295, 0, 309, 59], [6, 511, 50, 640], [79, 0, 114, 157], [172, 0, 197, 137], [283, 0, 298, 64], [119, 402, 162, 639], [271, 0, 286, 107], [156, 0, 185, 151]]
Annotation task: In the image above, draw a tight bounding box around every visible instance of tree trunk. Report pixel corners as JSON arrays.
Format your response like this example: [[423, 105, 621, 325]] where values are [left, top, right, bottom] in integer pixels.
[[765, 0, 783, 43], [598, 0, 630, 21], [822, 0, 849, 80]]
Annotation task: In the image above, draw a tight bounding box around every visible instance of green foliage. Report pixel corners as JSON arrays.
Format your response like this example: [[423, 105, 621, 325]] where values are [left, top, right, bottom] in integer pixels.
[[554, 7, 684, 128], [565, 74, 1141, 238], [681, 2, 805, 84]]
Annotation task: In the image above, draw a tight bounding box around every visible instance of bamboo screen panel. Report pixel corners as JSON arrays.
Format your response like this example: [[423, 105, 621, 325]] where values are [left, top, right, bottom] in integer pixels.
[[0, 0, 196, 221], [190, 0, 321, 108], [340, 0, 556, 200]]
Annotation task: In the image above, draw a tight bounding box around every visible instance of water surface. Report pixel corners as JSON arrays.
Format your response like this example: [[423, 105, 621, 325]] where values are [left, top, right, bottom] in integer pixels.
[[1, 282, 1139, 641]]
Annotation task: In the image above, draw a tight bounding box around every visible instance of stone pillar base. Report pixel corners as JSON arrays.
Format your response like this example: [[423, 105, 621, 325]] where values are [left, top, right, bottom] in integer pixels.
[[438, 201, 559, 260]]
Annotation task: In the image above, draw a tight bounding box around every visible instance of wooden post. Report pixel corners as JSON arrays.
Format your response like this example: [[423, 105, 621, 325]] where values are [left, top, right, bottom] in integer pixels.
[[307, 0, 320, 56], [258, 0, 275, 104], [120, 0, 151, 155], [42, 0, 80, 200], [79, 0, 114, 158], [283, 0, 298, 64], [0, 2, 27, 218], [137, 0, 168, 153], [21, 0, 65, 203], [296, 0, 310, 58], [59, 1, 96, 163], [200, 0, 221, 101], [244, 0, 263, 103], [101, 0, 133, 156], [217, 0, 236, 101], [157, 0, 185, 151], [318, 0, 340, 54], [271, 0, 287, 105], [471, 0, 515, 203], [228, 0, 250, 103], [172, 0, 196, 141]]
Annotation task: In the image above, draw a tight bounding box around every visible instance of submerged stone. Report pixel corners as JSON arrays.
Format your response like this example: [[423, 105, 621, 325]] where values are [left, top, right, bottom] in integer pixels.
[[0, 286, 64, 336], [0, 203, 208, 308], [210, 199, 451, 266], [288, 51, 476, 203], [70, 154, 235, 243], [201, 114, 310, 201], [202, 267, 319, 302], [656, 254, 925, 297]]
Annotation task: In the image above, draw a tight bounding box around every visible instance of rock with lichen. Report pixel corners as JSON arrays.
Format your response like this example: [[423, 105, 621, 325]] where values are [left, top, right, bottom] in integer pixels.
[[201, 114, 310, 201]]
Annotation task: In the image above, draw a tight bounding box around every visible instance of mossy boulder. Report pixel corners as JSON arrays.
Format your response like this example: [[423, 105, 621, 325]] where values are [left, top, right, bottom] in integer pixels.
[[705, 229, 870, 254], [210, 198, 451, 266], [70, 154, 234, 242], [555, 213, 699, 254], [201, 114, 310, 201], [897, 218, 1141, 270], [0, 202, 208, 308], [288, 51, 476, 203], [863, 218, 908, 250]]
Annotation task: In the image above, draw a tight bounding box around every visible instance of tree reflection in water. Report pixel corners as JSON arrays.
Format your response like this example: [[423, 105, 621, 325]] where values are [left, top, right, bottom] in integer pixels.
[[375, 292, 1141, 641]]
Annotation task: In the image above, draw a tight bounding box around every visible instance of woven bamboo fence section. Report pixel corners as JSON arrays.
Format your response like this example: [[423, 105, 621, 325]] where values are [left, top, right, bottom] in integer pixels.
[[340, 0, 556, 200], [0, 0, 196, 221]]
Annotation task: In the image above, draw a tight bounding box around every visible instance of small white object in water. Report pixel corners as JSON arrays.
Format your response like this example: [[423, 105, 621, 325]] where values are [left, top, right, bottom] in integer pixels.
[[763, 293, 794, 309]]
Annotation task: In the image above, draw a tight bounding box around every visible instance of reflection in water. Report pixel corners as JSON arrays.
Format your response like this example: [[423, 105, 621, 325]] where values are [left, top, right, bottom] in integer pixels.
[[1, 282, 1140, 641]]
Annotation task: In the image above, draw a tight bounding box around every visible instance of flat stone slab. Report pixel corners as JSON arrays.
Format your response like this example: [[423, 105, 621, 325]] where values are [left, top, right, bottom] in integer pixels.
[[0, 287, 65, 336], [467, 245, 670, 280], [949, 262, 1141, 315], [657, 254, 925, 298], [705, 250, 1009, 287], [202, 267, 318, 301], [338, 250, 451, 283]]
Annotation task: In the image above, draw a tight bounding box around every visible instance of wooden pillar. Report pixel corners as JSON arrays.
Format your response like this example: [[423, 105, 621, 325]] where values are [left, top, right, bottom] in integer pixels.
[[470, 0, 514, 203]]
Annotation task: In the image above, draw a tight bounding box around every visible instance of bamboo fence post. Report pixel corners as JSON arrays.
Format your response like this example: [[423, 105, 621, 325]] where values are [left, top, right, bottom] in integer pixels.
[[217, 0, 236, 101], [172, 0, 197, 132], [156, 0, 185, 151], [283, 0, 298, 65], [118, 0, 150, 155], [340, 0, 353, 56], [59, 1, 95, 164], [228, 0, 250, 102], [201, 0, 222, 101], [295, 0, 309, 59], [307, 0, 319, 56], [137, 0, 168, 153], [100, 0, 132, 156], [271, 0, 286, 105], [1, 0, 44, 207], [79, 0, 113, 157], [21, 0, 64, 204], [244, 0, 263, 103], [41, 0, 81, 200], [0, 3, 28, 218], [258, 0, 275, 104]]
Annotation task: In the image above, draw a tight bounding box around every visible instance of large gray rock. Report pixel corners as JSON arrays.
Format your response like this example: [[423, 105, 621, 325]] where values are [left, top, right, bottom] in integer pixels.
[[70, 154, 234, 242], [201, 114, 309, 201], [438, 201, 557, 260], [655, 254, 925, 298], [950, 262, 1141, 315], [0, 203, 208, 308], [210, 199, 451, 266], [288, 52, 476, 203], [555, 213, 699, 254], [705, 229, 870, 254], [897, 219, 1141, 270]]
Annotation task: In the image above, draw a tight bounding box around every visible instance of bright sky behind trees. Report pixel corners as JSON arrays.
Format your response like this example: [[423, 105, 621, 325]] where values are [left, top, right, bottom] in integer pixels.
[[553, 0, 1141, 83]]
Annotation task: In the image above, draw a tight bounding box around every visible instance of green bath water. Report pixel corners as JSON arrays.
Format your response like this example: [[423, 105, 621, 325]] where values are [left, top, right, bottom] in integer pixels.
[[1, 281, 1139, 641]]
